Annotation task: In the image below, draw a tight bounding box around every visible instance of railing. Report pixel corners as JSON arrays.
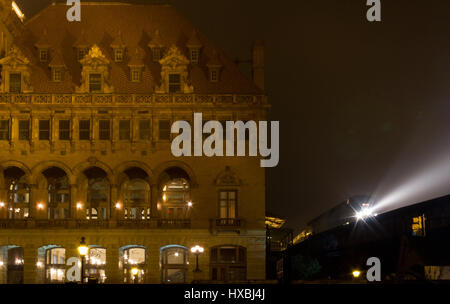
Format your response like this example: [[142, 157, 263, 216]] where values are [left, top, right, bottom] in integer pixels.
[[0, 219, 191, 229], [210, 218, 244, 233], [215, 218, 242, 227], [0, 93, 267, 106]]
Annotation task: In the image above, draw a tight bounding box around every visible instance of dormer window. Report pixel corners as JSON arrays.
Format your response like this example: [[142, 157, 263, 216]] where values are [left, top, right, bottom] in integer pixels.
[[190, 48, 200, 64], [131, 68, 142, 82], [39, 49, 49, 62], [186, 30, 202, 64], [210, 68, 219, 82], [52, 69, 63, 82], [114, 48, 124, 62], [89, 74, 102, 93], [152, 48, 161, 62], [169, 73, 181, 93]]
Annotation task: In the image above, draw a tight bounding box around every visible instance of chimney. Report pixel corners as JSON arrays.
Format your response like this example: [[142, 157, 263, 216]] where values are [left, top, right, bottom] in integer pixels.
[[252, 40, 265, 91]]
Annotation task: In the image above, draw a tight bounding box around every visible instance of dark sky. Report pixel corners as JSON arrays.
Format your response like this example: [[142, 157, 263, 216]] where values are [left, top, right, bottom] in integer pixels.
[[16, 0, 450, 232]]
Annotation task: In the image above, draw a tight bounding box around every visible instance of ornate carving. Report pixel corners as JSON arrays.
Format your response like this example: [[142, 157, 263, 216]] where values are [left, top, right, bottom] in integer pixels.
[[0, 45, 33, 93], [76, 45, 114, 93], [156, 45, 193, 94], [215, 166, 242, 186]]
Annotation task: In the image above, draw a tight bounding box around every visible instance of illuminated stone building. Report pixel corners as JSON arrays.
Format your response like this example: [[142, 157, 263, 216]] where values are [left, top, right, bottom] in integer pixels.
[[0, 1, 267, 283]]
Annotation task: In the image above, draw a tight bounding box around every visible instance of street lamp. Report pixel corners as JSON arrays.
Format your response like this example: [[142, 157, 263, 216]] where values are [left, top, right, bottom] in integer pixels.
[[131, 267, 139, 284], [352, 270, 361, 278], [190, 245, 204, 273], [77, 237, 89, 284]]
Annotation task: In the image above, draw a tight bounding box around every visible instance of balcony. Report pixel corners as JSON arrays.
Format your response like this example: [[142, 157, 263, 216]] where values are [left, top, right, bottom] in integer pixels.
[[210, 218, 245, 234], [0, 219, 191, 229], [0, 93, 267, 106]]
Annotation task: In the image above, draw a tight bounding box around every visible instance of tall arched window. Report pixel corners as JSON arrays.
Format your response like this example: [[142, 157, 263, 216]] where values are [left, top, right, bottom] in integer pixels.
[[84, 167, 110, 220], [210, 245, 246, 282], [160, 245, 188, 283], [4, 167, 30, 219], [0, 245, 24, 284], [124, 179, 150, 220], [159, 167, 191, 219], [42, 167, 70, 220], [119, 245, 146, 283]]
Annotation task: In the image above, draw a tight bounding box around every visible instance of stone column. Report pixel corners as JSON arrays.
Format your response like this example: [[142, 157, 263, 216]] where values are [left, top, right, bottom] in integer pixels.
[[23, 244, 38, 284], [105, 244, 121, 284], [150, 184, 159, 218], [145, 243, 160, 284]]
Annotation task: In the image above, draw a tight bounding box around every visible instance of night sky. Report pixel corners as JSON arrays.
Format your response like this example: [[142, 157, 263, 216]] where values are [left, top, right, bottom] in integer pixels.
[[15, 0, 450, 232]]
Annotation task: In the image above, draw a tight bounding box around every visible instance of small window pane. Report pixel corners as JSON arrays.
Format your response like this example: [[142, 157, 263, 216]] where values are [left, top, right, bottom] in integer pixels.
[[168, 74, 181, 93], [89, 74, 102, 93], [9, 73, 21, 93]]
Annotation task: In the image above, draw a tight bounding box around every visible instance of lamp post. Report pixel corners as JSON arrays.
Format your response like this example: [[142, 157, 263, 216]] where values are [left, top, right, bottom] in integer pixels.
[[77, 237, 89, 284], [190, 245, 204, 273]]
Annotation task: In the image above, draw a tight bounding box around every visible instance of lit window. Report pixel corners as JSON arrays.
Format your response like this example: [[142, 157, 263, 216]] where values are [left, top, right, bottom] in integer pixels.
[[219, 190, 237, 219], [86, 247, 107, 283], [89, 74, 102, 93], [39, 120, 50, 141], [45, 247, 66, 283], [412, 214, 426, 237], [161, 246, 188, 283], [121, 246, 146, 284], [168, 74, 181, 93]]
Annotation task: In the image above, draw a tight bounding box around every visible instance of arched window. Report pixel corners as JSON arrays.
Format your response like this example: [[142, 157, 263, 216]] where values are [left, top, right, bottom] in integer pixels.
[[4, 167, 30, 219], [85, 246, 106, 283], [160, 245, 188, 283], [159, 167, 191, 219], [124, 179, 150, 220], [120, 246, 146, 283], [44, 246, 65, 283], [43, 167, 70, 220], [0, 245, 24, 284], [84, 167, 110, 220], [210, 245, 246, 282]]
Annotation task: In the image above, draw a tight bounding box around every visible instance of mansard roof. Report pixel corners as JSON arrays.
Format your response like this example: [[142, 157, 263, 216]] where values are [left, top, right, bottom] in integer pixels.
[[11, 2, 261, 94]]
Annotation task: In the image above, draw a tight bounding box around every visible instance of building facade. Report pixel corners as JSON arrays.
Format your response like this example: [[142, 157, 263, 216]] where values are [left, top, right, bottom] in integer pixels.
[[0, 1, 267, 284]]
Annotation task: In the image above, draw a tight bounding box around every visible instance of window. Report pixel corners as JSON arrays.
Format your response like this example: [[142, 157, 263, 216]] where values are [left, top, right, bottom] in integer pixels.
[[168, 74, 181, 93], [39, 120, 50, 140], [114, 48, 124, 62], [59, 120, 70, 140], [210, 246, 246, 282], [161, 246, 188, 283], [39, 49, 49, 62], [9, 73, 21, 93], [0, 120, 9, 140], [121, 246, 146, 284], [79, 119, 90, 140], [131, 69, 141, 82], [190, 48, 199, 63], [219, 190, 237, 219], [99, 120, 110, 140], [119, 120, 130, 140], [89, 74, 102, 93], [139, 119, 150, 140], [52, 69, 63, 82], [77, 48, 88, 60], [158, 120, 171, 140], [45, 168, 70, 220], [44, 247, 66, 283], [124, 179, 150, 220], [5, 169, 30, 220], [210, 69, 219, 82], [412, 214, 426, 237], [161, 177, 190, 219], [152, 48, 161, 62], [18, 120, 29, 140], [85, 247, 107, 283]]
